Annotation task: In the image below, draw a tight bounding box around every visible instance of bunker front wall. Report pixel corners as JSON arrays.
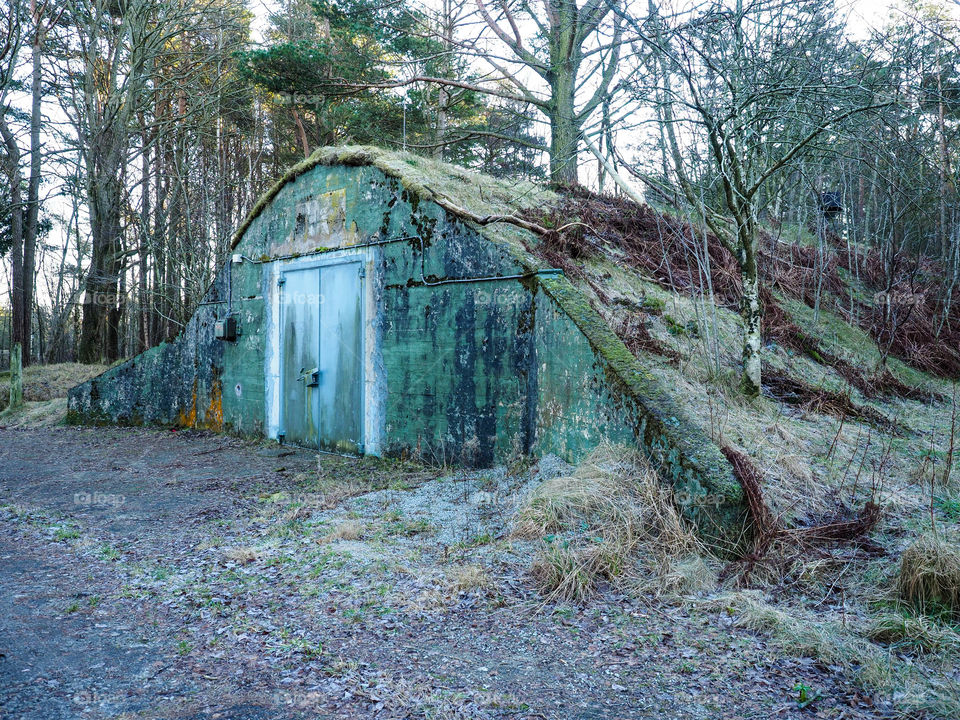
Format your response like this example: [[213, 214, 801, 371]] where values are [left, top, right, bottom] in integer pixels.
[[67, 165, 539, 465]]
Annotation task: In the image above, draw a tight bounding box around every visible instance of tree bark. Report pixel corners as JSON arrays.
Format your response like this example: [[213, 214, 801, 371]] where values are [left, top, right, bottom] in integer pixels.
[[548, 69, 579, 187], [736, 208, 763, 396], [547, 1, 579, 187], [21, 1, 42, 367], [78, 143, 125, 364], [7, 343, 23, 412], [0, 117, 25, 360], [740, 267, 763, 397], [138, 125, 150, 354]]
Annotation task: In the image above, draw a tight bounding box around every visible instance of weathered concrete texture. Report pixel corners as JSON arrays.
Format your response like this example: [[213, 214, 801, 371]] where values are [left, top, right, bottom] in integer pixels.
[[67, 294, 226, 432], [532, 275, 746, 552], [68, 146, 747, 551]]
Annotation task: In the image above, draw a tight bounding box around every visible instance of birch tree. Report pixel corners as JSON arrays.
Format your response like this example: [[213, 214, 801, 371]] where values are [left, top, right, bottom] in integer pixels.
[[633, 0, 886, 396]]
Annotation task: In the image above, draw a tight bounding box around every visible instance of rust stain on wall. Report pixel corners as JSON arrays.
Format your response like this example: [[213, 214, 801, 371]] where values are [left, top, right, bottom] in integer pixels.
[[179, 379, 199, 428], [205, 372, 224, 431]]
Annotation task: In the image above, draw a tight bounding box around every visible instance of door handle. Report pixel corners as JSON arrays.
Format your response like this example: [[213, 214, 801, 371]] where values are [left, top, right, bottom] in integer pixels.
[[297, 367, 320, 386]]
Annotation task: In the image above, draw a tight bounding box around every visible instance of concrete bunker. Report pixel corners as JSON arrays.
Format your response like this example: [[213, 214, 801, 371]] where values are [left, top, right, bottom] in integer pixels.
[[68, 146, 746, 550]]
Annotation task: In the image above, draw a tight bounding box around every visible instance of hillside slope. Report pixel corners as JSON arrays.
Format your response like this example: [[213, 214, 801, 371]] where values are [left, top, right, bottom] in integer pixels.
[[526, 190, 956, 523], [519, 190, 960, 716]]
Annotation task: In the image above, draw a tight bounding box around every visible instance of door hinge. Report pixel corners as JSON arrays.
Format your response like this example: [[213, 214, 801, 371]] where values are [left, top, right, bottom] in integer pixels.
[[277, 276, 286, 287], [358, 266, 366, 278]]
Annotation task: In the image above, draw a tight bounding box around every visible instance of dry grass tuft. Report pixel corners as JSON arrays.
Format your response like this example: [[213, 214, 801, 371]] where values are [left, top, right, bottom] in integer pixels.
[[898, 533, 960, 618], [529, 545, 605, 603], [514, 444, 708, 602], [222, 546, 259, 564], [445, 564, 493, 594], [657, 554, 718, 596], [320, 519, 365, 543]]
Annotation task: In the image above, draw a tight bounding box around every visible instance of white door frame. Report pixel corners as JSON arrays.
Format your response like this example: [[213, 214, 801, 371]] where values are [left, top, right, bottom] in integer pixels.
[[264, 247, 382, 455]]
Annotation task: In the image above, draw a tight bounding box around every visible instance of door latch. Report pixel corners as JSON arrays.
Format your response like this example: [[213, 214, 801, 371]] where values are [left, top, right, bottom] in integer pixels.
[[297, 367, 320, 387]]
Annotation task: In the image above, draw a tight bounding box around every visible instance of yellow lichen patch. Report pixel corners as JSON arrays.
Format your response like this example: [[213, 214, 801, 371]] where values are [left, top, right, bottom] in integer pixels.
[[205, 377, 224, 431], [178, 379, 199, 428]]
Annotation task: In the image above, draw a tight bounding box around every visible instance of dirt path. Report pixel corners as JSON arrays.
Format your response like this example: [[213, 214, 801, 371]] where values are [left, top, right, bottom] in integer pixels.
[[0, 427, 893, 719]]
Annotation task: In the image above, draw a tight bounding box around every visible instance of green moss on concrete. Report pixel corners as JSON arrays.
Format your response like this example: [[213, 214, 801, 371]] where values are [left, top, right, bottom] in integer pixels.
[[536, 273, 746, 553]]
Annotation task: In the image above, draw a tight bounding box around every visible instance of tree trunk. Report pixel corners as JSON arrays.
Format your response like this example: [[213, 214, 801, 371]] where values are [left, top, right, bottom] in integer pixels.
[[21, 4, 42, 367], [291, 106, 310, 158], [7, 343, 23, 412], [548, 63, 579, 187], [138, 127, 150, 353], [547, 1, 579, 187], [79, 160, 124, 364], [739, 228, 762, 397], [0, 118, 25, 360], [938, 69, 951, 261]]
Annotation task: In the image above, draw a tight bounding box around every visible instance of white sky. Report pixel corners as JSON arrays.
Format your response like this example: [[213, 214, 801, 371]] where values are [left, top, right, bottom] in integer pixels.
[[243, 0, 916, 44]]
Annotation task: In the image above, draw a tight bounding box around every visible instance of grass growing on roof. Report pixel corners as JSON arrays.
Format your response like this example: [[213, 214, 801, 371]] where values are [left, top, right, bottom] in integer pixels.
[[231, 145, 558, 268]]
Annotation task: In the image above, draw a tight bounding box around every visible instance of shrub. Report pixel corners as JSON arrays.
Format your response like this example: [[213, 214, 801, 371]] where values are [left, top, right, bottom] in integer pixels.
[[898, 533, 960, 619]]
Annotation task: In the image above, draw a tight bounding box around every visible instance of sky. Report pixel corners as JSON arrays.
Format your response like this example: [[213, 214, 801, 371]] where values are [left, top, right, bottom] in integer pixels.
[[242, 0, 913, 44]]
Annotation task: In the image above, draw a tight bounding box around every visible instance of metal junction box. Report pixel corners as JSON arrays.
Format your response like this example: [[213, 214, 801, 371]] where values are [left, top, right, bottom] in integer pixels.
[[214, 315, 238, 341]]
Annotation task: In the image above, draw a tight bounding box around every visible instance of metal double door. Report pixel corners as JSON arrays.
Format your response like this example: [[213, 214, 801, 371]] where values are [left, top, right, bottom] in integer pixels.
[[280, 261, 363, 453]]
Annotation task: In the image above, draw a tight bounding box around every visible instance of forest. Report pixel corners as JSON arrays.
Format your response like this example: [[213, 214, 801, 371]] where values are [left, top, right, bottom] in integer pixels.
[[0, 0, 957, 378]]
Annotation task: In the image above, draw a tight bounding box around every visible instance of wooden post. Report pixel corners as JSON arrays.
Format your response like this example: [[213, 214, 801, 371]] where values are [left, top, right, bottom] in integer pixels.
[[8, 342, 23, 412]]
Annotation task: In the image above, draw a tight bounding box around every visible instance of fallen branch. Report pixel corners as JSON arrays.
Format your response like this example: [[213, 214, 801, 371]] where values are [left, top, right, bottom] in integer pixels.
[[721, 445, 883, 583], [424, 186, 551, 237]]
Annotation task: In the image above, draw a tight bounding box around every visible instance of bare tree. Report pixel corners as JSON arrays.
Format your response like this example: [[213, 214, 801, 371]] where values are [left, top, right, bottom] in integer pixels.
[[626, 0, 887, 396], [471, 0, 625, 185], [0, 0, 56, 365]]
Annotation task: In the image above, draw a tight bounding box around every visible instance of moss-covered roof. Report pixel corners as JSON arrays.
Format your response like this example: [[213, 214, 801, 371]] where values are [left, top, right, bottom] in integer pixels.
[[231, 145, 558, 253]]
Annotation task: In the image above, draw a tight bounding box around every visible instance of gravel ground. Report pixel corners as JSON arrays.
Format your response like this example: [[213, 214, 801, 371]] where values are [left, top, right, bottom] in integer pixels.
[[0, 426, 896, 719]]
